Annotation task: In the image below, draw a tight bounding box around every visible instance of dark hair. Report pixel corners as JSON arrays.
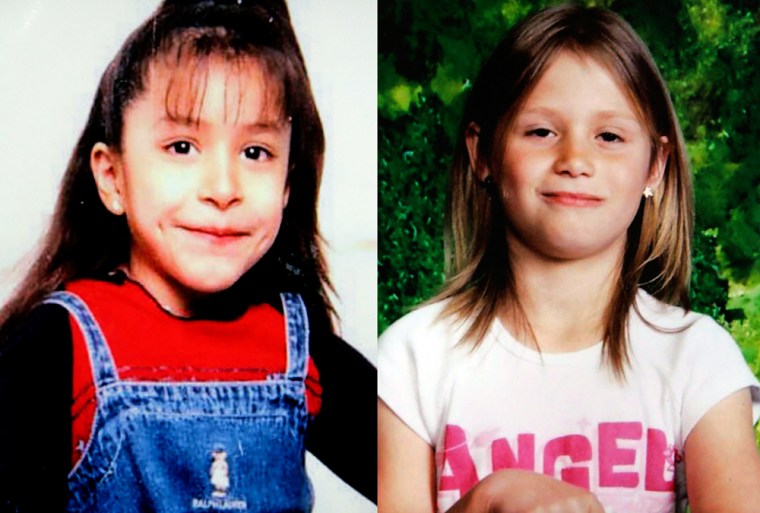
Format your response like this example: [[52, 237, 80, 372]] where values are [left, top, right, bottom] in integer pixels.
[[0, 0, 333, 334], [435, 4, 693, 378]]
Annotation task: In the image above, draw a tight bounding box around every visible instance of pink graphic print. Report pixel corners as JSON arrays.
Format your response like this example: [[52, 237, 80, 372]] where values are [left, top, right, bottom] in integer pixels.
[[438, 422, 676, 498]]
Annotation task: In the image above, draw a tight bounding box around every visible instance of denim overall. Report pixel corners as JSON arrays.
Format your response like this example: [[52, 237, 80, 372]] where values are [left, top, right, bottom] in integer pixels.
[[45, 290, 313, 513]]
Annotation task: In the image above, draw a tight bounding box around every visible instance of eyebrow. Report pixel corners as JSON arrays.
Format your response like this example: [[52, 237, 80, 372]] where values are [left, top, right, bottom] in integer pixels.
[[518, 107, 642, 125], [154, 115, 289, 132], [593, 110, 642, 125]]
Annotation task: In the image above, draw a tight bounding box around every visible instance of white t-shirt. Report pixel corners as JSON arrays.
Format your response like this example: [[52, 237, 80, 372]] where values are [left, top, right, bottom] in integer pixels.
[[378, 291, 760, 513]]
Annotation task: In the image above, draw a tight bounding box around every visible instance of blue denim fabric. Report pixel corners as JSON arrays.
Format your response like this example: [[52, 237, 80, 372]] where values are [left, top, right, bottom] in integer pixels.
[[44, 291, 313, 513]]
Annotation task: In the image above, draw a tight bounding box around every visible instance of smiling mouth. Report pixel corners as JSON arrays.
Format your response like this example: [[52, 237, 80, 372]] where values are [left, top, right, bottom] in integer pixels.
[[181, 226, 249, 244], [541, 192, 603, 207]]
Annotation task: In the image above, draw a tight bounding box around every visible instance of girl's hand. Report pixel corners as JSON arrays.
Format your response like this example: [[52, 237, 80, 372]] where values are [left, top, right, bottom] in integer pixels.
[[447, 469, 605, 513]]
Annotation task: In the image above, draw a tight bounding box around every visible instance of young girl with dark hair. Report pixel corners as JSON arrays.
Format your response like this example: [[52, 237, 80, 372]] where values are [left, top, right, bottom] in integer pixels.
[[0, 1, 375, 511], [379, 5, 760, 513]]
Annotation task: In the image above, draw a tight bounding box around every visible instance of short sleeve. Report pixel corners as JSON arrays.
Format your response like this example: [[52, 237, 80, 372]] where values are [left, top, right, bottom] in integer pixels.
[[378, 304, 452, 446], [679, 316, 760, 444]]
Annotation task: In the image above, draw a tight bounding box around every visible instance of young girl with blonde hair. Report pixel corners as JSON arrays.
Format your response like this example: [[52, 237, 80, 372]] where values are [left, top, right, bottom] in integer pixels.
[[379, 5, 760, 512]]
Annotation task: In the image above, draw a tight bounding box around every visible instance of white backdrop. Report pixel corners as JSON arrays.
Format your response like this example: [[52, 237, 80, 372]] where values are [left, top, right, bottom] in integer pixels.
[[0, 1, 376, 511]]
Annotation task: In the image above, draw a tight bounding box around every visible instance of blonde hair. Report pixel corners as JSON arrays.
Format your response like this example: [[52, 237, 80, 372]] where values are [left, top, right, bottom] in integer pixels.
[[435, 4, 693, 377]]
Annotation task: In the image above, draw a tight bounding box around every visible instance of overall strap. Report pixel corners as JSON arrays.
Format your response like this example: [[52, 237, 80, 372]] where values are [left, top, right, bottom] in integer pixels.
[[280, 292, 309, 381], [43, 290, 120, 389]]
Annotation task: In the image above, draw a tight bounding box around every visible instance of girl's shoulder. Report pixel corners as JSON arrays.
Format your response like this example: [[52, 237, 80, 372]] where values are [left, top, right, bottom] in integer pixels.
[[380, 299, 468, 348], [630, 288, 746, 372], [378, 299, 479, 394], [632, 289, 759, 434], [378, 300, 474, 445], [634, 289, 706, 326], [0, 299, 72, 360], [632, 289, 735, 346], [379, 299, 481, 370]]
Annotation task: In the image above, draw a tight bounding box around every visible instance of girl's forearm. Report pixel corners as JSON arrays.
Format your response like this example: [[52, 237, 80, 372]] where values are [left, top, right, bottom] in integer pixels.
[[445, 470, 605, 513], [444, 477, 493, 513]]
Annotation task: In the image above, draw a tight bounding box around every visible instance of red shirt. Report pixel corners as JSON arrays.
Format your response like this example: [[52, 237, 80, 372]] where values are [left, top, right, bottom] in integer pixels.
[[66, 278, 321, 466]]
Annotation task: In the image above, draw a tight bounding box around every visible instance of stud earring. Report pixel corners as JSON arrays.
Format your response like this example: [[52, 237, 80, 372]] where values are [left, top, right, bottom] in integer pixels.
[[479, 175, 497, 196], [112, 200, 122, 213], [643, 186, 654, 199]]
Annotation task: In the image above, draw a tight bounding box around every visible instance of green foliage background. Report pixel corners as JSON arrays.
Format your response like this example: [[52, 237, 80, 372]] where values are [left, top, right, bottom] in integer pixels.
[[378, 0, 760, 439]]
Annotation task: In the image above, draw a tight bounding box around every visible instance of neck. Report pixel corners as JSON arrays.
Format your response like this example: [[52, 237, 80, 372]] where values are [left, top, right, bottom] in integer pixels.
[[503, 238, 624, 353]]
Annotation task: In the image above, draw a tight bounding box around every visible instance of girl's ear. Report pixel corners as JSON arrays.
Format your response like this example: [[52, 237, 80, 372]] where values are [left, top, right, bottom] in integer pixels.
[[465, 123, 490, 182], [90, 142, 125, 215], [647, 135, 669, 189], [282, 183, 290, 209]]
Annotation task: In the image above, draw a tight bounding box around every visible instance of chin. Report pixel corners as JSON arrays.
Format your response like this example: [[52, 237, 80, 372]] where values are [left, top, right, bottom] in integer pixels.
[[179, 269, 249, 296], [544, 240, 623, 262]]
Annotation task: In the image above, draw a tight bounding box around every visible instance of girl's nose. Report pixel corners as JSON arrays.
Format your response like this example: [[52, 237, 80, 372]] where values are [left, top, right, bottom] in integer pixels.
[[553, 134, 594, 177], [198, 150, 242, 209]]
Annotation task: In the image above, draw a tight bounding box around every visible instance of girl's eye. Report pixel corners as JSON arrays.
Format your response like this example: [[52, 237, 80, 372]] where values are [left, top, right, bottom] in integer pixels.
[[243, 146, 272, 161], [166, 141, 196, 155], [526, 128, 554, 138], [598, 132, 623, 143]]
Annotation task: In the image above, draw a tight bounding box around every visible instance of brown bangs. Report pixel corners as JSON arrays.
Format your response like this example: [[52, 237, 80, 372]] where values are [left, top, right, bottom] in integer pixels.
[[135, 27, 292, 131]]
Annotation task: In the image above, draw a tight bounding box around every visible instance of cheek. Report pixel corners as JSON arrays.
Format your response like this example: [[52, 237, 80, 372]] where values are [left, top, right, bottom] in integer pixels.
[[614, 155, 651, 199], [499, 147, 545, 197], [244, 179, 289, 219], [125, 178, 187, 221], [122, 154, 189, 208], [609, 163, 651, 226]]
